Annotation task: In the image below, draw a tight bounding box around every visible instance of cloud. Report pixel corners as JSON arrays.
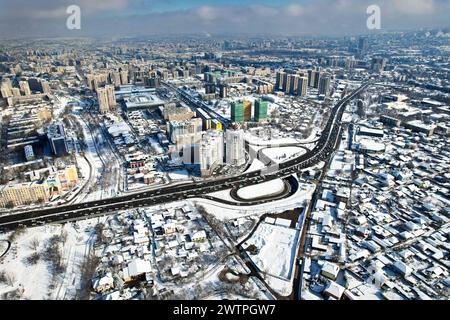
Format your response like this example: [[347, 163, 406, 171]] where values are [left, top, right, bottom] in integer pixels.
[[0, 0, 449, 38], [389, 0, 436, 15], [196, 5, 218, 22], [0, 0, 131, 19], [283, 4, 304, 17]]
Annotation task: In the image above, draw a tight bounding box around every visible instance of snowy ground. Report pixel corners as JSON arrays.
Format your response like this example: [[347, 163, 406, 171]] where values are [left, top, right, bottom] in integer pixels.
[[266, 274, 293, 297], [0, 220, 99, 300], [207, 189, 235, 202], [192, 180, 316, 222], [261, 147, 307, 164], [236, 179, 285, 200], [244, 134, 300, 146], [168, 169, 190, 181], [243, 223, 299, 280], [244, 159, 265, 173]]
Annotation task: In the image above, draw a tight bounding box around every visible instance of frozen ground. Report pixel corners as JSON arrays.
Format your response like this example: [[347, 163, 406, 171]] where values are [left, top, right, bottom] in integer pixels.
[[261, 147, 307, 164], [168, 169, 190, 181], [244, 159, 265, 174], [0, 219, 99, 300], [207, 189, 235, 202], [244, 134, 300, 146], [236, 179, 285, 200], [243, 223, 299, 280], [266, 274, 293, 297], [192, 181, 316, 221]]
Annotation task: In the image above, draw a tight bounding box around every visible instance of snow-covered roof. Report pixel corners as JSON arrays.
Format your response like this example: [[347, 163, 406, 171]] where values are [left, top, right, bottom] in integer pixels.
[[321, 262, 340, 279], [192, 230, 207, 241], [324, 281, 346, 299], [128, 259, 152, 277]]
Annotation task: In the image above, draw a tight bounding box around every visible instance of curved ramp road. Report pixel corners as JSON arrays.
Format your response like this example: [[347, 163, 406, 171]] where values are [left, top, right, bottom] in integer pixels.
[[0, 83, 369, 232]]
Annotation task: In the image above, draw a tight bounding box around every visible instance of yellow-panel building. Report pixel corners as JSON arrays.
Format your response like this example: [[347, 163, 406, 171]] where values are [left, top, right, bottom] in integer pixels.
[[243, 100, 252, 121]]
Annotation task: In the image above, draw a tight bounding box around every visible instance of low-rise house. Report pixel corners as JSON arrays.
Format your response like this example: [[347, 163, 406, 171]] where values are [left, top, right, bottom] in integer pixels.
[[128, 258, 152, 278], [323, 281, 346, 300], [321, 262, 340, 280], [191, 230, 207, 243], [92, 273, 114, 293], [392, 260, 412, 277]]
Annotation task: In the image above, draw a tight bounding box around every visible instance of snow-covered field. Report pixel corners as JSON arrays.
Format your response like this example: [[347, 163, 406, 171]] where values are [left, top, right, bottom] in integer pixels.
[[207, 189, 235, 202], [244, 134, 300, 146], [0, 220, 98, 300], [193, 181, 316, 221], [244, 159, 265, 173], [261, 147, 307, 164], [243, 222, 299, 281], [236, 179, 285, 200], [168, 169, 190, 181]]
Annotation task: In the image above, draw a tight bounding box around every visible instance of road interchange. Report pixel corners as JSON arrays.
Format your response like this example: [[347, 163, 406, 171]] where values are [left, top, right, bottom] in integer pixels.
[[0, 83, 369, 232]]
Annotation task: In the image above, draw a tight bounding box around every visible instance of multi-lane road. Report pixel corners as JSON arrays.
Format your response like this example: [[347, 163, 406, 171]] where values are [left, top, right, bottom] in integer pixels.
[[0, 83, 369, 232]]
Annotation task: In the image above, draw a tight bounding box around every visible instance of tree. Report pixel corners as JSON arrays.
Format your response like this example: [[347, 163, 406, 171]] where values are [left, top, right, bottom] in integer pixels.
[[27, 252, 41, 265], [29, 238, 40, 251]]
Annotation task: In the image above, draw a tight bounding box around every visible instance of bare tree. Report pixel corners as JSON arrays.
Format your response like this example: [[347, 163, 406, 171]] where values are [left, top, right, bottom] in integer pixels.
[[28, 238, 40, 251], [76, 251, 100, 300]]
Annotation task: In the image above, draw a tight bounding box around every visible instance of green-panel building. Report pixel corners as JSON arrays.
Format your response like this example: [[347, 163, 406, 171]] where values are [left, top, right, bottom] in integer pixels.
[[254, 99, 268, 122], [231, 102, 244, 123]]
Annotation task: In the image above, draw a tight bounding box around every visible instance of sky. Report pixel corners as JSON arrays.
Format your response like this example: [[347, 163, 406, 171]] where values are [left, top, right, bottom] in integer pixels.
[[0, 0, 449, 39]]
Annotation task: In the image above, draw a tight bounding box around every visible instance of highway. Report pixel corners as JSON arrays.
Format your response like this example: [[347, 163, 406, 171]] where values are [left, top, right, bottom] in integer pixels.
[[0, 83, 369, 232]]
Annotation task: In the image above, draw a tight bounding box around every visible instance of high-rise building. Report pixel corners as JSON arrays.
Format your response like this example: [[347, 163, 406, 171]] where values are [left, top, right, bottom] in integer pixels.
[[41, 80, 51, 94], [345, 56, 356, 69], [219, 84, 228, 98], [243, 100, 252, 121], [231, 101, 244, 123], [24, 145, 35, 161], [288, 74, 299, 95], [319, 75, 331, 96], [120, 70, 129, 85], [97, 87, 110, 114], [19, 80, 31, 96], [87, 73, 108, 91], [198, 130, 224, 177], [168, 118, 203, 142], [47, 122, 68, 156], [86, 74, 95, 91], [225, 129, 245, 166], [307, 69, 321, 88], [275, 71, 285, 91], [205, 82, 216, 95], [111, 71, 122, 88], [105, 85, 117, 110], [297, 77, 308, 97], [254, 99, 268, 122], [0, 80, 12, 98], [358, 37, 368, 55], [285, 75, 292, 94], [371, 57, 388, 72]]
